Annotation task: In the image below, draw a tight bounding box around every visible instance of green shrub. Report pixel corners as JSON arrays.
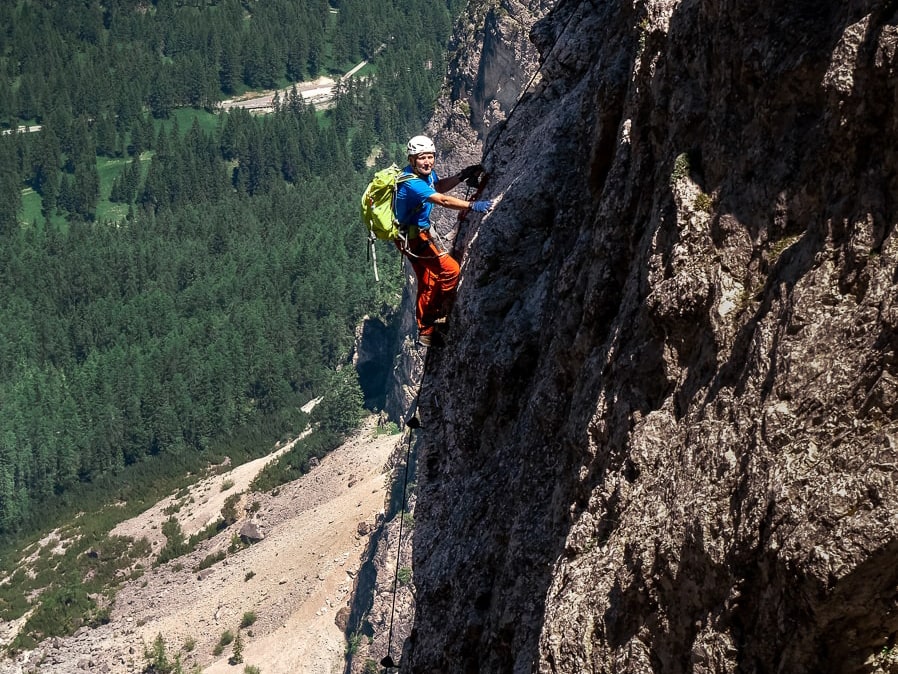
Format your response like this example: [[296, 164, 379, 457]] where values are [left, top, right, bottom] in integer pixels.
[[11, 584, 95, 648], [374, 421, 400, 436], [189, 519, 225, 548], [229, 533, 248, 553], [156, 517, 192, 565], [222, 493, 242, 525], [195, 550, 226, 572], [670, 152, 690, 185], [769, 234, 802, 260], [229, 630, 244, 665], [144, 633, 173, 673], [345, 632, 362, 656], [163, 502, 182, 515], [130, 537, 153, 559], [693, 192, 714, 213], [0, 574, 31, 621], [251, 430, 341, 493], [240, 611, 257, 628]]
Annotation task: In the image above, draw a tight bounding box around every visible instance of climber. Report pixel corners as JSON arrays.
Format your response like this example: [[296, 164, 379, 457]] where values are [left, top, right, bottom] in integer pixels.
[[395, 134, 493, 346]]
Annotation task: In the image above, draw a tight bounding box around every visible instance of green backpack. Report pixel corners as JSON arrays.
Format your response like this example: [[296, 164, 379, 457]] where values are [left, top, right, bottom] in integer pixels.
[[360, 164, 416, 242], [360, 164, 418, 280]]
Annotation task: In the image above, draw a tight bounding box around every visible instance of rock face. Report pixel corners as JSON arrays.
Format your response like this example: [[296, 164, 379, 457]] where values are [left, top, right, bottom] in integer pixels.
[[358, 2, 550, 668], [403, 1, 898, 673], [354, 315, 400, 411], [383, 272, 425, 422], [385, 0, 550, 423], [348, 498, 416, 674]]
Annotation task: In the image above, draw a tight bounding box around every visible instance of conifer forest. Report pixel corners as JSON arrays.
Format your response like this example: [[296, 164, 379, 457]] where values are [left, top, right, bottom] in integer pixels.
[[0, 0, 462, 537]]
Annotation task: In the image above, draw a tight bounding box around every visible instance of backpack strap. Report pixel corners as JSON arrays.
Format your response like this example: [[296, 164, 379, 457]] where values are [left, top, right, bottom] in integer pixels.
[[394, 173, 427, 236]]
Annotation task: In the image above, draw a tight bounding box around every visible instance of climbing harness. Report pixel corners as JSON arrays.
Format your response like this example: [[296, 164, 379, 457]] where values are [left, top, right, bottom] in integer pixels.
[[398, 229, 452, 260], [380, 412, 420, 670]]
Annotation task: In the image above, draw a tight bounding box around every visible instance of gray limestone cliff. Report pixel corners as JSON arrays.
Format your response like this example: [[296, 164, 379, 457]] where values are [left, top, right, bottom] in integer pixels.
[[354, 1, 550, 667], [402, 1, 898, 673], [385, 0, 551, 421]]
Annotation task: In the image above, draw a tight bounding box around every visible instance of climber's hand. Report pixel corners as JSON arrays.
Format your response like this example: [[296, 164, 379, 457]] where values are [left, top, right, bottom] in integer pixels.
[[458, 164, 484, 182], [470, 199, 493, 213]]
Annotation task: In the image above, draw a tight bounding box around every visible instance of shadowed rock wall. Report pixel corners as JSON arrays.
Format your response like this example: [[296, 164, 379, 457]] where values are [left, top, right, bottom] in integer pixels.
[[404, 1, 898, 672]]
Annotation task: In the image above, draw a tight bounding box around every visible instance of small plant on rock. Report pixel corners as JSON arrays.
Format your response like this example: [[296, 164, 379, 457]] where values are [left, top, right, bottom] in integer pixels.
[[229, 630, 244, 665], [222, 492, 242, 524], [345, 632, 362, 656], [693, 191, 715, 213], [670, 152, 690, 185], [212, 629, 234, 656]]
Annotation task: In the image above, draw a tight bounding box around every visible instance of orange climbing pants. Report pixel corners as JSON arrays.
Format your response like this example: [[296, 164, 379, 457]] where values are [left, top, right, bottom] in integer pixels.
[[398, 230, 460, 335]]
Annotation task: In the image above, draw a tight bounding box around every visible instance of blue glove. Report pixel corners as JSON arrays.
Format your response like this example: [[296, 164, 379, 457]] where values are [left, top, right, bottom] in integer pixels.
[[470, 199, 493, 213]]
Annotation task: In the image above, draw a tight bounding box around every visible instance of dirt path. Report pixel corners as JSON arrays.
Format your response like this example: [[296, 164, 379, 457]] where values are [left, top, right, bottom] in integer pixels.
[[219, 59, 368, 113], [5, 416, 401, 674]]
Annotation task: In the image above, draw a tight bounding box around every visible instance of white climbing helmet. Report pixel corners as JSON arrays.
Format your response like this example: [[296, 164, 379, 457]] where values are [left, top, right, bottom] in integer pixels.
[[407, 135, 436, 156]]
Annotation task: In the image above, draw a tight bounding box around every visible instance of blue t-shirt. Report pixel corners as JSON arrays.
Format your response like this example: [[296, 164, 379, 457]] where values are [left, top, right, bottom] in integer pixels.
[[395, 167, 438, 230]]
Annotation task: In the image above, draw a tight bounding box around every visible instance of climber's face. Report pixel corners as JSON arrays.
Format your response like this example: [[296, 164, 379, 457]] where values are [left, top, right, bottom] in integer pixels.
[[410, 152, 435, 177]]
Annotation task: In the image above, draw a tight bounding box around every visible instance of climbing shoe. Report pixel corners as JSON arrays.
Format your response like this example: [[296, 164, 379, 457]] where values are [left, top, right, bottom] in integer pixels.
[[416, 328, 445, 348]]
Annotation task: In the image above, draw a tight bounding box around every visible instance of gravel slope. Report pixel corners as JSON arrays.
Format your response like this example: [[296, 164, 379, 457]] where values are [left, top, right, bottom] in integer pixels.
[[3, 416, 401, 674]]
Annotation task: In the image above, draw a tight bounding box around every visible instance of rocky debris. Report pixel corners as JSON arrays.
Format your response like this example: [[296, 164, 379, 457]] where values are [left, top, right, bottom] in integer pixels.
[[335, 605, 351, 632], [402, 1, 898, 673], [346, 501, 416, 674], [239, 520, 265, 542], [0, 417, 398, 674]]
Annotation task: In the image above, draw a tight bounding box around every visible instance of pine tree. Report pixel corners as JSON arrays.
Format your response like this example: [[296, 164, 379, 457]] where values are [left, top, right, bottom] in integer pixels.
[[128, 119, 145, 157], [71, 160, 99, 220], [95, 113, 117, 157], [219, 40, 241, 95], [41, 173, 59, 219], [229, 630, 244, 665], [0, 136, 20, 233], [31, 126, 61, 197]]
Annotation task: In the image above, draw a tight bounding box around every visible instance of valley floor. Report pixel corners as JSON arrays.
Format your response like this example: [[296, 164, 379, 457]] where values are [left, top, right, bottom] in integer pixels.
[[1, 415, 400, 674]]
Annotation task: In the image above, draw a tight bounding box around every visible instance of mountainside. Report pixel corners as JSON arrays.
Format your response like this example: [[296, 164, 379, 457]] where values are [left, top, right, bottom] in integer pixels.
[[0, 417, 401, 674], [404, 1, 898, 672]]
